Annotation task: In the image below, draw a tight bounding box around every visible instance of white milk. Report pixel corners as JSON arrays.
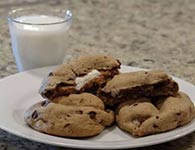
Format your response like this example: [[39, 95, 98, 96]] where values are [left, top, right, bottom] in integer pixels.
[[9, 15, 71, 71]]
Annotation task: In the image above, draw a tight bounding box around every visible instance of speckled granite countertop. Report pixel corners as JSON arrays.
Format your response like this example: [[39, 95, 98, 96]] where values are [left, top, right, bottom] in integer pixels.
[[0, 0, 195, 149]]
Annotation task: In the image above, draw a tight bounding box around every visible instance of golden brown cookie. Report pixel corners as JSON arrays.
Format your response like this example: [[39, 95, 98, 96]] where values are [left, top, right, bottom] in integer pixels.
[[100, 70, 178, 107], [25, 97, 114, 137], [116, 92, 195, 136], [39, 55, 121, 100], [115, 97, 151, 114], [52, 93, 105, 110]]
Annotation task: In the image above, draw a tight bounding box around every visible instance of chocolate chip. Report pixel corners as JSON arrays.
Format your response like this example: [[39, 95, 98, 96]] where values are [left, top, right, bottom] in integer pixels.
[[89, 111, 96, 120], [133, 103, 138, 106], [176, 112, 181, 116], [156, 116, 159, 119], [64, 124, 70, 128], [76, 110, 83, 114], [42, 119, 47, 123], [41, 100, 49, 107], [48, 72, 53, 76], [80, 98, 84, 103], [145, 72, 148, 74], [153, 124, 159, 128], [66, 114, 71, 117], [117, 59, 121, 65], [32, 110, 38, 119]]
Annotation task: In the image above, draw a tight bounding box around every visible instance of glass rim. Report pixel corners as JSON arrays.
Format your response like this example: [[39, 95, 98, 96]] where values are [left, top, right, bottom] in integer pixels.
[[7, 8, 72, 25]]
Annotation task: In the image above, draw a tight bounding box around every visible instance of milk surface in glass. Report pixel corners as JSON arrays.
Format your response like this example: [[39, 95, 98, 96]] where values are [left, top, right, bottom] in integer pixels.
[[9, 15, 71, 71]]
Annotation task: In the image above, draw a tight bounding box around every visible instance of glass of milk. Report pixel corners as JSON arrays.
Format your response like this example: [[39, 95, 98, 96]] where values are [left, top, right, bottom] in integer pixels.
[[8, 8, 72, 72]]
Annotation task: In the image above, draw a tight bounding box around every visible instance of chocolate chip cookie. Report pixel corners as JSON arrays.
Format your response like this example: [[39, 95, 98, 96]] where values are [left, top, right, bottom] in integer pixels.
[[116, 92, 195, 136], [25, 94, 114, 137], [39, 55, 121, 100], [100, 70, 178, 107]]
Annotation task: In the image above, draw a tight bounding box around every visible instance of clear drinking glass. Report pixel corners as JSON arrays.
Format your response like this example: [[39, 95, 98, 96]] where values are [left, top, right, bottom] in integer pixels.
[[8, 8, 72, 72]]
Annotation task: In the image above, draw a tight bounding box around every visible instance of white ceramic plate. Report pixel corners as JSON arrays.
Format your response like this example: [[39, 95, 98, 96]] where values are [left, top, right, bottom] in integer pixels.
[[0, 65, 194, 149]]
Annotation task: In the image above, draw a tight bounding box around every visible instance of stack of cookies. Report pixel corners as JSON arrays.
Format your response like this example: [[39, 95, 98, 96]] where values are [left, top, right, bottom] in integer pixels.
[[25, 55, 195, 137]]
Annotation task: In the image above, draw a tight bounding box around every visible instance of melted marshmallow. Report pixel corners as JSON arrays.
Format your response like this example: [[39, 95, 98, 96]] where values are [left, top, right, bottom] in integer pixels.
[[75, 70, 101, 90]]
